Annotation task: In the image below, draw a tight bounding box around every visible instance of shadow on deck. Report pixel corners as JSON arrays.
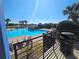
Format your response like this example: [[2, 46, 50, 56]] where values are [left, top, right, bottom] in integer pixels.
[[40, 40, 79, 59]]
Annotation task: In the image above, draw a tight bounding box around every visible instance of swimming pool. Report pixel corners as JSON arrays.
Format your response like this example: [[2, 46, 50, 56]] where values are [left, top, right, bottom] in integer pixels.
[[7, 28, 47, 38]]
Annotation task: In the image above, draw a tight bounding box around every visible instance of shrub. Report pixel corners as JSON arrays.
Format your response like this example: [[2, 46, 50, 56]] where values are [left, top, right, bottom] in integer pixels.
[[57, 20, 79, 33]]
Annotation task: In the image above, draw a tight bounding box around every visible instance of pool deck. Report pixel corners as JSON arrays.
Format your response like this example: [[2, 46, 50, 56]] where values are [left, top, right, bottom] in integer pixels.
[[9, 35, 26, 44], [40, 28, 53, 31]]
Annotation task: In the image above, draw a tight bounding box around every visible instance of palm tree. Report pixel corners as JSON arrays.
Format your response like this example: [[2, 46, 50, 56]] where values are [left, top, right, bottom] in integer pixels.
[[5, 18, 11, 26], [63, 3, 79, 24]]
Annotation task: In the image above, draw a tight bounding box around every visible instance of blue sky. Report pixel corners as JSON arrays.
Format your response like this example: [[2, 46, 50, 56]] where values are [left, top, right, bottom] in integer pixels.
[[4, 0, 76, 24]]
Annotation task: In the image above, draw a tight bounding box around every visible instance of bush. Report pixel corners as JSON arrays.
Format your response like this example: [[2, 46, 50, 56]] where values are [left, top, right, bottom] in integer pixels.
[[57, 20, 79, 33]]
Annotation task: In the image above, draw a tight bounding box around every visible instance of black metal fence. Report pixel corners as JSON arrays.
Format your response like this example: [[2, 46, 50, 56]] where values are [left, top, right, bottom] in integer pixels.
[[13, 31, 56, 59], [12, 31, 77, 59], [13, 35, 43, 59]]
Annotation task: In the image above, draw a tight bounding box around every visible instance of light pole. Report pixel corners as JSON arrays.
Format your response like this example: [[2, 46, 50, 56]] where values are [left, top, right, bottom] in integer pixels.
[[0, 0, 10, 59]]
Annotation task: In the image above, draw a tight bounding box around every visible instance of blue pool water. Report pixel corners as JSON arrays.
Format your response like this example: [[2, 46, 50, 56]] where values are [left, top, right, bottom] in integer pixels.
[[7, 28, 47, 38]]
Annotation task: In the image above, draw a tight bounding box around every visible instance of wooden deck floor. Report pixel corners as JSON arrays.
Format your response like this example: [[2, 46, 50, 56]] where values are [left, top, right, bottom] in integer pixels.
[[39, 41, 79, 59], [11, 40, 79, 59]]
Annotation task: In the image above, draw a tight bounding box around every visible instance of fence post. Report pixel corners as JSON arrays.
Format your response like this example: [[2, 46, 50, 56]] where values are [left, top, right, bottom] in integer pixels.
[[51, 31, 52, 37], [13, 44, 18, 59], [30, 40, 33, 49], [43, 33, 45, 59]]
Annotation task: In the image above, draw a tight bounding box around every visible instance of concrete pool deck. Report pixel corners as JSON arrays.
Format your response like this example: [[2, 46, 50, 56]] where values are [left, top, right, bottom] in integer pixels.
[[40, 28, 53, 31], [9, 35, 26, 44], [8, 33, 42, 44]]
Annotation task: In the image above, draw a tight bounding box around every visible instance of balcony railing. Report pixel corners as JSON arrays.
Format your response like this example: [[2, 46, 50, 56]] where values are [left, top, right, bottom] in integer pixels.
[[12, 31, 56, 59], [12, 31, 79, 59]]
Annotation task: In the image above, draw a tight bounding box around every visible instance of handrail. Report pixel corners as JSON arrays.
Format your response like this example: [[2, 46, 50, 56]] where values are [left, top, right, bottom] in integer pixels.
[[12, 31, 77, 59], [13, 31, 54, 59]]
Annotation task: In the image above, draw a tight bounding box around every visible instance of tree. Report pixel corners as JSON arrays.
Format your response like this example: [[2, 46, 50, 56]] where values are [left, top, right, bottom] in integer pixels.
[[63, 3, 79, 24], [57, 20, 79, 33], [5, 18, 11, 26]]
